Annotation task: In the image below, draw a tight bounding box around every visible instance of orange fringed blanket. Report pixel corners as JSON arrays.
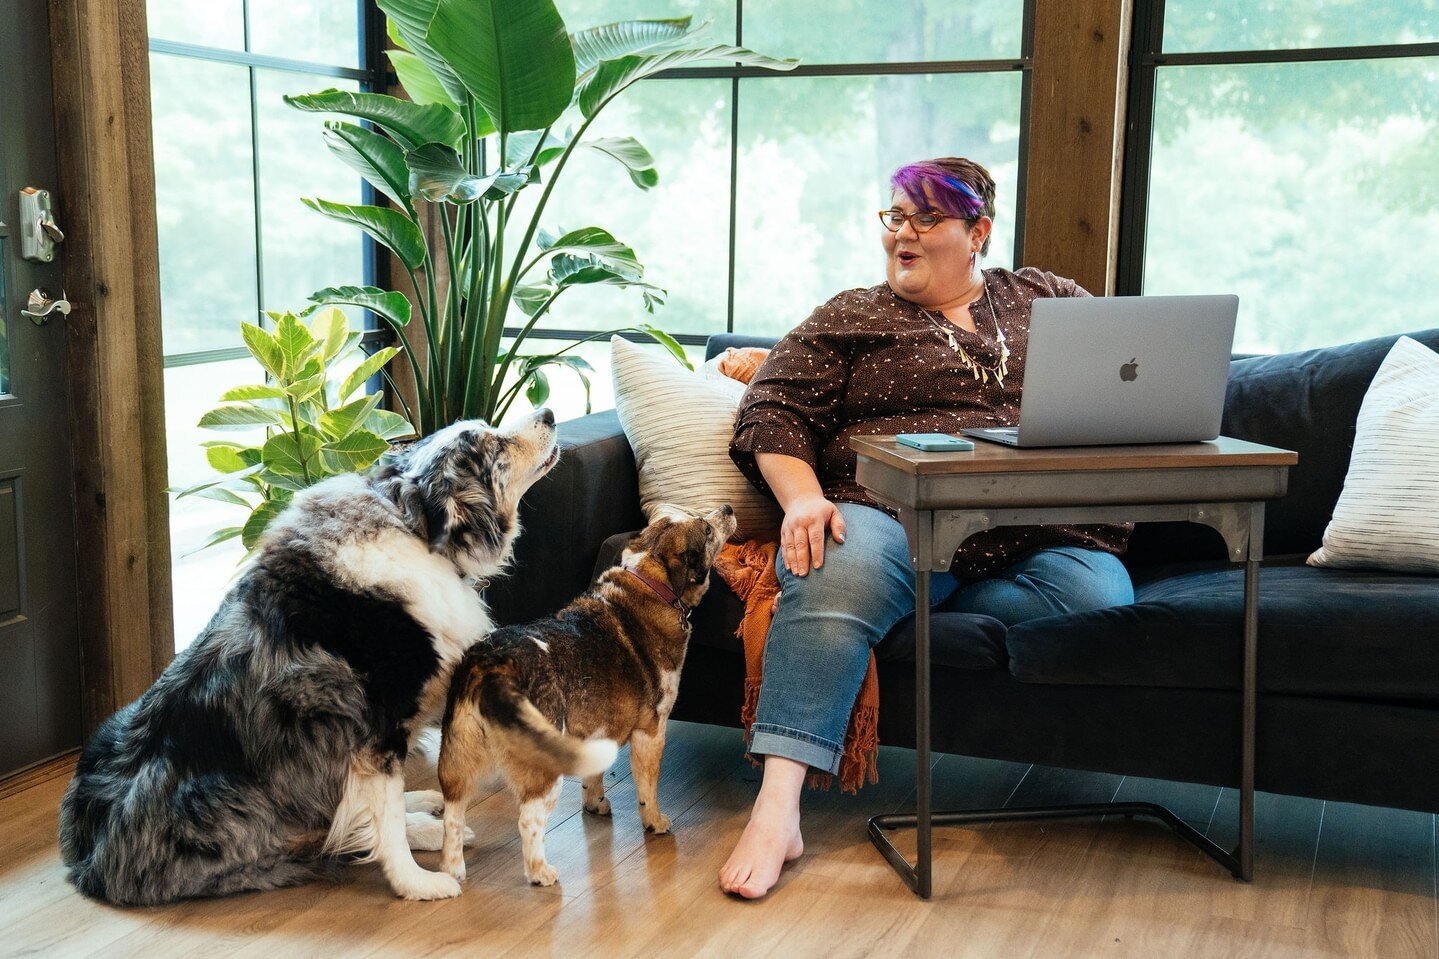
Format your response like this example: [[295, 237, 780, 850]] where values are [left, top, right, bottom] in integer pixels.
[[713, 540, 880, 793]]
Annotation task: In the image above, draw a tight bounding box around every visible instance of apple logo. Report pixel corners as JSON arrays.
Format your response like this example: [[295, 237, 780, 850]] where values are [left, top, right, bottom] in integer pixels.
[[1120, 357, 1139, 382]]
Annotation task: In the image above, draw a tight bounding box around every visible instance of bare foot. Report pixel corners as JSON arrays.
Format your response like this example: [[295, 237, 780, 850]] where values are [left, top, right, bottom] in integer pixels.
[[718, 796, 804, 899]]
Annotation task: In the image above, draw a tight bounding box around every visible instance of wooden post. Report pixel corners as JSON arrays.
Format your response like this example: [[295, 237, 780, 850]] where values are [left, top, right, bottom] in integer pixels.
[[1023, 0, 1135, 295], [48, 0, 174, 730]]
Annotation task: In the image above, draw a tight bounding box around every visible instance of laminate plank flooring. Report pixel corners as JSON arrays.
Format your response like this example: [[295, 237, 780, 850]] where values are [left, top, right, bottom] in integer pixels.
[[1, 721, 1434, 959]]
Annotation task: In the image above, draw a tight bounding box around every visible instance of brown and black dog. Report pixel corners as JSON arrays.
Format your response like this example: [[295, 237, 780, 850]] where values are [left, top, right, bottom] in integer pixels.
[[438, 505, 736, 886]]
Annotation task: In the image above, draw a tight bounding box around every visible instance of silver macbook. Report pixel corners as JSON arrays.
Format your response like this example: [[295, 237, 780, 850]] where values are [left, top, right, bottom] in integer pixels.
[[960, 294, 1238, 448]]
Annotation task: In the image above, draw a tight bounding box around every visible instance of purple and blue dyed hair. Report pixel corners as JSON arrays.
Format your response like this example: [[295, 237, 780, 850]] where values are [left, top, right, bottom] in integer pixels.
[[889, 158, 995, 223]]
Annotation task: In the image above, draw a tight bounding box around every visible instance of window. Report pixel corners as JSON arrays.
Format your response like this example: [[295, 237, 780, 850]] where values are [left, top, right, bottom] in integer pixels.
[[1121, 0, 1439, 353], [149, 0, 380, 645], [518, 0, 1031, 419]]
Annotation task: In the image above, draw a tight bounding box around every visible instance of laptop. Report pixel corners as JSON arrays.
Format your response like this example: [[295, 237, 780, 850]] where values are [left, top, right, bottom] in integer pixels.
[[960, 294, 1238, 448]]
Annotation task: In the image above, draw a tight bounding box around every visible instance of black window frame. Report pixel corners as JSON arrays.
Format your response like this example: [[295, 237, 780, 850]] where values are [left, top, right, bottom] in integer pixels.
[[152, 0, 390, 369], [1117, 0, 1439, 297], [503, 0, 1039, 351]]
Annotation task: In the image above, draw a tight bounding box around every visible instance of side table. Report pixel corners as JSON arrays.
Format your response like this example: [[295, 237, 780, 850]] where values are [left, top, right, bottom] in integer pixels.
[[850, 435, 1298, 899]]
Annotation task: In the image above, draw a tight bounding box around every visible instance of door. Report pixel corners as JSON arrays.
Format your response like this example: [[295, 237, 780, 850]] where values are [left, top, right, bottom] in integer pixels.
[[0, 0, 83, 775]]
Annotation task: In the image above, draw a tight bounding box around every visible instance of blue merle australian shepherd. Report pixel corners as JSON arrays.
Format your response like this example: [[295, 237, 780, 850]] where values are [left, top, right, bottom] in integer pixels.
[[58, 410, 559, 905]]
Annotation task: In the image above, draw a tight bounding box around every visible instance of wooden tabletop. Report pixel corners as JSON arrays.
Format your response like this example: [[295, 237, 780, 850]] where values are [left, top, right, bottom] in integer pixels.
[[850, 435, 1298, 476]]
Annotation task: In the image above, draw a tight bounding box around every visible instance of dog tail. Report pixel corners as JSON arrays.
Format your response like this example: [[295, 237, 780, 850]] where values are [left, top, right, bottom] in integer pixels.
[[477, 672, 618, 779]]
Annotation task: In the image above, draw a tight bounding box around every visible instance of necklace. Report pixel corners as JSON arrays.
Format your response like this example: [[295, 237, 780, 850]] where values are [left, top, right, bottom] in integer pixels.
[[920, 277, 1010, 386]]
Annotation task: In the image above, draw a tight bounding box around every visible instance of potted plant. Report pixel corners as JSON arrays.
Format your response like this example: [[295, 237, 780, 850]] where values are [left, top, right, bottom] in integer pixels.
[[172, 308, 416, 552], [285, 2, 795, 435]]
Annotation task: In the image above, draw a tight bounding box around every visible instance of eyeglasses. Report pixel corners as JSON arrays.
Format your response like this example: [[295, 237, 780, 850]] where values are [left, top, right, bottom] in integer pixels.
[[878, 209, 948, 233]]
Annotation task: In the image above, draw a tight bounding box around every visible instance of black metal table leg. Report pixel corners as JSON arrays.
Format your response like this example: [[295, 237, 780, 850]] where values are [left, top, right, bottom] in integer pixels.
[[867, 511, 1262, 897]]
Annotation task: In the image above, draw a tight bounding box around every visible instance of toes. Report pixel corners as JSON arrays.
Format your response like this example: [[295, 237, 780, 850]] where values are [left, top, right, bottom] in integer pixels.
[[527, 864, 559, 886], [393, 869, 462, 901]]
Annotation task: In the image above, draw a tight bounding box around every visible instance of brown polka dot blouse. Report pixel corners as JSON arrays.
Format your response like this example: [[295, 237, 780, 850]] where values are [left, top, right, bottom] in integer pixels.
[[730, 266, 1132, 579]]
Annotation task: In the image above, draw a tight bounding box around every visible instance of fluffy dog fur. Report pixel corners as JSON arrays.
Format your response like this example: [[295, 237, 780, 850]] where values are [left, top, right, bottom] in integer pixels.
[[57, 410, 559, 905], [437, 505, 737, 886]]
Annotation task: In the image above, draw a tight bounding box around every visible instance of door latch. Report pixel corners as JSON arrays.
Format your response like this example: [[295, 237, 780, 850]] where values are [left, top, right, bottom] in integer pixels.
[[21, 288, 71, 325], [19, 187, 64, 262]]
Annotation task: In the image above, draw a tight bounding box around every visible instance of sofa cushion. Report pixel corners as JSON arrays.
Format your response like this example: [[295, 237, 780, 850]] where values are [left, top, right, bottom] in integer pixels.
[[1308, 336, 1439, 574], [1220, 328, 1439, 559], [611, 336, 782, 539], [1007, 565, 1439, 703]]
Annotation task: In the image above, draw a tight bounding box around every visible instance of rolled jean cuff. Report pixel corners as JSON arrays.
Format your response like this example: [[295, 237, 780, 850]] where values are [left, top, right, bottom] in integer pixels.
[[748, 723, 843, 775]]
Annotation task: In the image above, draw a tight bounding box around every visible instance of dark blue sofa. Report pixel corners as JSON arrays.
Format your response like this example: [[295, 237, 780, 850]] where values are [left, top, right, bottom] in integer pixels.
[[488, 328, 1439, 814]]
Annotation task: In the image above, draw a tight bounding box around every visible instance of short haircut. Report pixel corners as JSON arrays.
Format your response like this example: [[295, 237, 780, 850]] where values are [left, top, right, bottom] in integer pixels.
[[889, 157, 997, 254]]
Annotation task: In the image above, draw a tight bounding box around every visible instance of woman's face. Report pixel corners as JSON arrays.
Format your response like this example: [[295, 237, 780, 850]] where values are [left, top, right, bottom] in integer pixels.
[[882, 188, 990, 309]]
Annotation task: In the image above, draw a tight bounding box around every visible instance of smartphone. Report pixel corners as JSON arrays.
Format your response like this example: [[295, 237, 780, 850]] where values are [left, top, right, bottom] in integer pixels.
[[895, 433, 975, 452]]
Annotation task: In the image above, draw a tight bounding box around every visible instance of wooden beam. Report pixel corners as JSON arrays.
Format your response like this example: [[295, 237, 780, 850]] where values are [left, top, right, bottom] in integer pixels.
[[48, 0, 174, 732], [1023, 0, 1135, 295]]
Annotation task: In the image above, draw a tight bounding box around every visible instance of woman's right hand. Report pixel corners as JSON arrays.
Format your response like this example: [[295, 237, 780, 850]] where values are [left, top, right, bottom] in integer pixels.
[[780, 494, 847, 576]]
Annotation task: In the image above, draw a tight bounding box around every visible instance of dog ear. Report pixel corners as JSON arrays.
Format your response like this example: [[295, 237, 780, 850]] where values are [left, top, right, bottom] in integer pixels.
[[421, 481, 455, 552]]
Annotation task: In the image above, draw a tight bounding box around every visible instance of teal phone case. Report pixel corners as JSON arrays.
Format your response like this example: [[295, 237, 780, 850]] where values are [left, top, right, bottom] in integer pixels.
[[895, 433, 975, 452]]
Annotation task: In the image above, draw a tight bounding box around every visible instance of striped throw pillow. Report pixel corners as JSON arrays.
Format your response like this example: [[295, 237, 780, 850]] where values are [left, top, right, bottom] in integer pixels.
[[611, 336, 782, 540], [1308, 336, 1439, 573]]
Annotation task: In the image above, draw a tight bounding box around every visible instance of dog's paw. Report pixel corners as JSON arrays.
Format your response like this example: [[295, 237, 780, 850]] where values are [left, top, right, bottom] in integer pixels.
[[441, 852, 467, 883], [405, 789, 444, 816], [525, 862, 560, 887], [392, 868, 462, 901], [642, 811, 672, 835], [407, 811, 474, 850], [583, 796, 612, 816]]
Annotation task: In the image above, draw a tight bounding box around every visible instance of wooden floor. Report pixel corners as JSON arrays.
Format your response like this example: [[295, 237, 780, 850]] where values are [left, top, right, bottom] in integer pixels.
[[3, 722, 1436, 958]]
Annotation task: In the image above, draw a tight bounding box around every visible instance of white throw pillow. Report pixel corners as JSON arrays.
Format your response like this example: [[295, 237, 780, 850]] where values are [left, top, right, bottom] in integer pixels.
[[610, 336, 782, 541], [1308, 336, 1439, 573]]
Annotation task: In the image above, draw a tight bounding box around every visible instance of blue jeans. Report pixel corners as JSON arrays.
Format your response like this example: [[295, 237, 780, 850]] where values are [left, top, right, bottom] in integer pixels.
[[748, 503, 1135, 774]]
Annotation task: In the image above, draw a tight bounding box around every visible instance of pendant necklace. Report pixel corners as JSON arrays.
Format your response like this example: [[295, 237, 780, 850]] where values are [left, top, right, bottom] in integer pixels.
[[921, 275, 1010, 386]]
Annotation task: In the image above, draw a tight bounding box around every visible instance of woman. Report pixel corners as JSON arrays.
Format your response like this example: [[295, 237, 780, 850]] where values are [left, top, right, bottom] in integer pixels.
[[719, 157, 1135, 899]]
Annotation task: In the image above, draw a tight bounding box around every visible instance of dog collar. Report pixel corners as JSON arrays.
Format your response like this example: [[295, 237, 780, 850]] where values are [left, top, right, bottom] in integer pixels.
[[622, 566, 692, 623]]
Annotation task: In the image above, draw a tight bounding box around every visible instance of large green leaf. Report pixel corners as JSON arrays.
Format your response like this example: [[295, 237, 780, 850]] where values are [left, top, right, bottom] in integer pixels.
[[321, 121, 413, 212], [340, 347, 401, 403], [192, 486, 252, 508], [219, 384, 288, 402], [242, 499, 291, 550], [407, 143, 530, 203], [550, 252, 649, 286], [585, 136, 658, 189], [579, 46, 798, 118], [241, 322, 284, 379], [570, 17, 695, 76], [304, 285, 412, 331], [189, 526, 244, 555], [636, 323, 690, 368], [273, 312, 320, 379], [538, 226, 642, 278], [513, 283, 554, 317], [198, 405, 286, 431], [301, 198, 427, 271], [320, 430, 390, 473], [262, 432, 323, 479], [173, 463, 265, 499], [205, 444, 252, 473], [507, 128, 570, 168], [365, 408, 418, 441], [284, 90, 465, 150], [376, 0, 473, 109], [320, 393, 383, 442], [386, 49, 458, 110], [524, 367, 551, 407], [426, 0, 575, 133], [307, 306, 351, 362]]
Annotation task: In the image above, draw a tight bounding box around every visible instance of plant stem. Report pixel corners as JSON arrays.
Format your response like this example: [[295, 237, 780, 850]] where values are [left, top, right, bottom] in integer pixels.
[[286, 394, 315, 485]]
